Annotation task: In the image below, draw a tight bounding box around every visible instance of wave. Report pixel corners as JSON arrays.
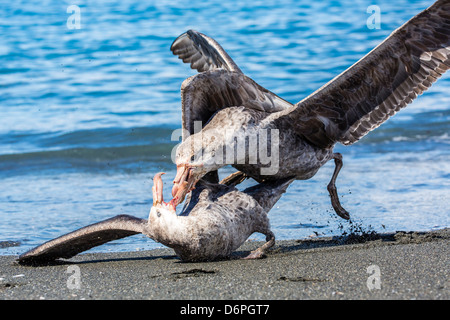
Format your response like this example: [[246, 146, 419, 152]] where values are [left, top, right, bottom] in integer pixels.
[[1, 126, 180, 153], [0, 126, 182, 177], [0, 144, 178, 177]]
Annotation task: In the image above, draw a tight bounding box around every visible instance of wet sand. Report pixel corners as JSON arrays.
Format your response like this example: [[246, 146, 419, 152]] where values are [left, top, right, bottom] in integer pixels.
[[0, 228, 448, 300]]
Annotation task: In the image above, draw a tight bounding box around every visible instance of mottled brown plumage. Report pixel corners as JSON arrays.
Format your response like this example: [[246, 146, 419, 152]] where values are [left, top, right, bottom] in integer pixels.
[[170, 0, 450, 220]]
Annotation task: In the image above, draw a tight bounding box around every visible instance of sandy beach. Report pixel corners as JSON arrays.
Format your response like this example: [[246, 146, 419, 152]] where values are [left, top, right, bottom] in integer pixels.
[[0, 228, 448, 301]]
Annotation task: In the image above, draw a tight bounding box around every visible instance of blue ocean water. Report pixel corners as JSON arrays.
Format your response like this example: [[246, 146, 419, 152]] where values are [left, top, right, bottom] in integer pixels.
[[1, 0, 449, 255]]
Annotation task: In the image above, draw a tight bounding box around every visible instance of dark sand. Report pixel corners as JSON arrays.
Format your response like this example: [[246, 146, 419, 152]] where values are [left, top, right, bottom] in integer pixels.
[[0, 229, 448, 300]]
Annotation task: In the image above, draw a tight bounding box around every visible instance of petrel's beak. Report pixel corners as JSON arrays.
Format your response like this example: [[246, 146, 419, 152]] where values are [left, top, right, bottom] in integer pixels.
[[152, 172, 176, 212], [171, 164, 200, 207]]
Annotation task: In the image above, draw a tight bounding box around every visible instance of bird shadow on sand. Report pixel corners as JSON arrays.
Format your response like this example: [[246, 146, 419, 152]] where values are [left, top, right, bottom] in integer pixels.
[[15, 248, 268, 267], [269, 229, 449, 256], [15, 253, 179, 267], [15, 229, 448, 267]]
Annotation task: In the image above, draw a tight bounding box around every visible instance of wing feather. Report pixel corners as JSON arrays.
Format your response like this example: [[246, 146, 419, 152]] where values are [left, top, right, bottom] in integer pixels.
[[18, 215, 148, 265], [180, 70, 293, 139], [171, 29, 242, 73]]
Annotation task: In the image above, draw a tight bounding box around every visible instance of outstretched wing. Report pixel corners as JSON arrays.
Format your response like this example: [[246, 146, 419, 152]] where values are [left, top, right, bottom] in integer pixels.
[[18, 215, 147, 265], [180, 69, 293, 139], [291, 0, 450, 148], [171, 29, 242, 73]]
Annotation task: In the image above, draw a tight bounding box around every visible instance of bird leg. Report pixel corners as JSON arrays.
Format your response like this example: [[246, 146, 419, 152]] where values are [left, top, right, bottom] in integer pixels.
[[327, 153, 350, 220], [219, 171, 248, 187], [242, 230, 275, 260]]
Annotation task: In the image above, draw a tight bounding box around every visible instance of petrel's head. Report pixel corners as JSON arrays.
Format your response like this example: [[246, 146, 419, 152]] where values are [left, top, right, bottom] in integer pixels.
[[171, 129, 225, 207], [171, 107, 254, 207]]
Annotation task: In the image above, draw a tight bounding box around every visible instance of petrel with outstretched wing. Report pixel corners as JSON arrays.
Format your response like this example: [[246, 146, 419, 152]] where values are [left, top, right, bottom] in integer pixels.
[[169, 0, 450, 220]]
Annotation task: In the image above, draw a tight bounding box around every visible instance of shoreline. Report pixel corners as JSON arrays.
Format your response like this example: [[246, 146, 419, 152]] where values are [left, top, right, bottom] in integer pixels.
[[0, 228, 448, 300]]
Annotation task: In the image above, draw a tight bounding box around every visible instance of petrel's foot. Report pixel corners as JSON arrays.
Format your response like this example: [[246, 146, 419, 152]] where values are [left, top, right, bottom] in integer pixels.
[[220, 171, 248, 187], [329, 192, 350, 220], [242, 249, 266, 260], [242, 230, 275, 260], [327, 153, 350, 220]]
